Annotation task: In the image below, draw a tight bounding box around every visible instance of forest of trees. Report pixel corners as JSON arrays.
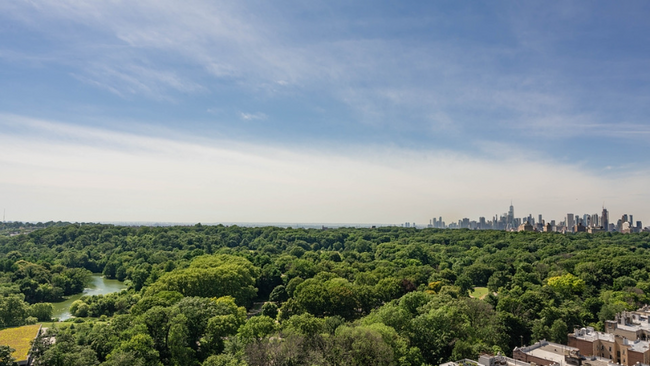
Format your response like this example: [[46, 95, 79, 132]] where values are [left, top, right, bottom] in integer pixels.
[[1, 223, 649, 365]]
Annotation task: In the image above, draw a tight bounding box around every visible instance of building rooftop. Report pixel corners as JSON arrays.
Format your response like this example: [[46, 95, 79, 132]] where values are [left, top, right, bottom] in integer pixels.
[[518, 340, 617, 366], [621, 338, 650, 353], [478, 354, 533, 366], [573, 327, 615, 342], [528, 343, 576, 365], [441, 359, 481, 366]]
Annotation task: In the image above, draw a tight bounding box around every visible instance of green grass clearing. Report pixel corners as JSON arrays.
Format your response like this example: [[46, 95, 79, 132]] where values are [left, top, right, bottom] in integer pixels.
[[470, 287, 489, 299]]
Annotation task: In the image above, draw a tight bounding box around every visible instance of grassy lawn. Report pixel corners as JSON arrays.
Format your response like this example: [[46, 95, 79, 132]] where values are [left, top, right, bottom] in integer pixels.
[[470, 287, 489, 299], [0, 324, 42, 362]]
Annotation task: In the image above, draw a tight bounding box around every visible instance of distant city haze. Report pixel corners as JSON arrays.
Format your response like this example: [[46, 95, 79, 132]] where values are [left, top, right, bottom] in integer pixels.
[[0, 2, 649, 225]]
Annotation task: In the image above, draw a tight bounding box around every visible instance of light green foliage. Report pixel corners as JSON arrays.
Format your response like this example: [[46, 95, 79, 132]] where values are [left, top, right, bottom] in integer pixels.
[[149, 255, 259, 307], [131, 291, 183, 316], [237, 316, 277, 343], [202, 354, 248, 366], [547, 273, 585, 297], [28, 302, 52, 321], [70, 300, 89, 317], [204, 296, 247, 354], [292, 276, 377, 320], [282, 313, 325, 337]]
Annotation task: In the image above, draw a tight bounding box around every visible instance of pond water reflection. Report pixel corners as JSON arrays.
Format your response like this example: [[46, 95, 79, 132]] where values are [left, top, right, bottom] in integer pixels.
[[51, 274, 127, 320]]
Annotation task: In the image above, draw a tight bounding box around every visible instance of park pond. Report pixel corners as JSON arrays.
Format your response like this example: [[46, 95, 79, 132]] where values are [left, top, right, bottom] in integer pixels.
[[51, 274, 127, 320]]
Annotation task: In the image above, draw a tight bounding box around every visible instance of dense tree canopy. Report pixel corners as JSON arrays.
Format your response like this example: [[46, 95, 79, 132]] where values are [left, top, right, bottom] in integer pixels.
[[0, 224, 649, 365]]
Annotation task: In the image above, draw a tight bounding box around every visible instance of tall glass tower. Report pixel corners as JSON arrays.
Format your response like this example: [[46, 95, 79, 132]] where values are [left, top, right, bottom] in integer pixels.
[[507, 202, 515, 228]]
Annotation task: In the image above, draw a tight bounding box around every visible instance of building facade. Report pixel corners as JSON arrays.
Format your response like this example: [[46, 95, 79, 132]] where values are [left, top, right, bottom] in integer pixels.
[[568, 307, 650, 366]]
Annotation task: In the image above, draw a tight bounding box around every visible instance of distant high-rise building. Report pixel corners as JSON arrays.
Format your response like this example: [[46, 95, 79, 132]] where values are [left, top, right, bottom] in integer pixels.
[[567, 214, 575, 231], [630, 215, 634, 225], [539, 214, 543, 225], [622, 214, 629, 224], [506, 202, 514, 228], [602, 207, 609, 231], [461, 218, 470, 229], [591, 213, 599, 228]]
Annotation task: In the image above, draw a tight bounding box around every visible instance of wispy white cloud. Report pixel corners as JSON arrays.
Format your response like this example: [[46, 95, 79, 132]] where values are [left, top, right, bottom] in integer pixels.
[[0, 1, 573, 127], [72, 62, 206, 101], [0, 114, 648, 224], [240, 112, 267, 121]]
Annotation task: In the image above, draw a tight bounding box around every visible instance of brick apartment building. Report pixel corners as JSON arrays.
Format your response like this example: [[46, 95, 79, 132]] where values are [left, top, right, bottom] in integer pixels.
[[568, 306, 650, 366]]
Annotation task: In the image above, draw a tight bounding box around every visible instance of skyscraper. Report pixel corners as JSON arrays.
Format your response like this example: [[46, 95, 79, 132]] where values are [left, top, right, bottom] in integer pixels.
[[507, 202, 515, 228], [591, 213, 599, 228], [602, 207, 609, 232], [567, 214, 575, 232]]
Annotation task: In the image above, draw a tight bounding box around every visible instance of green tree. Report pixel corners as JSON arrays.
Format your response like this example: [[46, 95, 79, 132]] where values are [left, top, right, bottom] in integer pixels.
[[330, 326, 395, 366], [149, 255, 259, 307], [168, 314, 196, 366], [261, 302, 278, 319], [111, 333, 161, 366], [0, 345, 16, 366], [28, 302, 53, 321], [238, 316, 277, 343], [142, 306, 173, 362], [547, 273, 585, 297], [0, 295, 28, 327], [550, 319, 568, 344], [202, 354, 247, 366]]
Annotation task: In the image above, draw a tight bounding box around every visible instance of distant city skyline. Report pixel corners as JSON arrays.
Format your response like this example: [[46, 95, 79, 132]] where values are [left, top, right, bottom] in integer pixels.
[[420, 203, 646, 233]]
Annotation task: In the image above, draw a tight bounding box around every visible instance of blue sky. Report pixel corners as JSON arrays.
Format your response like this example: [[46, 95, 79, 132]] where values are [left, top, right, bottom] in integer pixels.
[[1, 1, 649, 225]]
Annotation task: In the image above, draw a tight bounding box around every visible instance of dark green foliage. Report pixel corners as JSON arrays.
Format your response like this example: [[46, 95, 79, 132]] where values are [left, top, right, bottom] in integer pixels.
[[0, 345, 16, 366], [261, 302, 278, 319]]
